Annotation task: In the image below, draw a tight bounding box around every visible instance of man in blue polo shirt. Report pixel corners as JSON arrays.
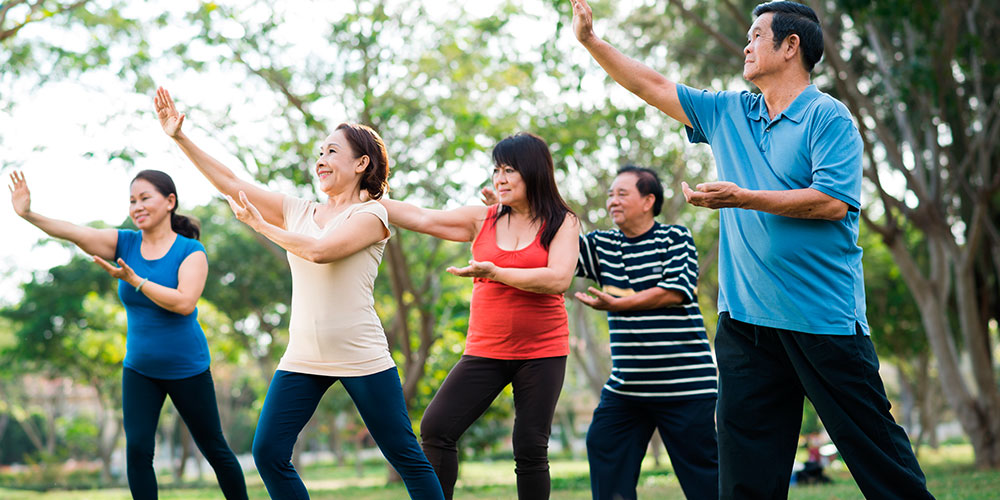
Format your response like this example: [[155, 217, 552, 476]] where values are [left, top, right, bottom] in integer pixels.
[[576, 166, 718, 500], [570, 1, 934, 499]]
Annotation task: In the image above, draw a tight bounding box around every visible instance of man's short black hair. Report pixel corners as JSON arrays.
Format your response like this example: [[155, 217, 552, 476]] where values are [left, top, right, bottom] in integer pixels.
[[752, 1, 824, 73], [617, 165, 664, 216]]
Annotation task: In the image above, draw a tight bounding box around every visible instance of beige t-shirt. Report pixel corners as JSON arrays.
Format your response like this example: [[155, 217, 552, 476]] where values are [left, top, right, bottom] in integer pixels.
[[277, 195, 395, 377]]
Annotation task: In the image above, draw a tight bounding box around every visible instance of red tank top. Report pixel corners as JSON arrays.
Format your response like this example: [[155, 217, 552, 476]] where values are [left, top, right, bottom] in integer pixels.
[[465, 205, 570, 359]]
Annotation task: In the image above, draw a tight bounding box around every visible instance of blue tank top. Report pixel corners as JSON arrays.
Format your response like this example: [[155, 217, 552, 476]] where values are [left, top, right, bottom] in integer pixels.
[[115, 229, 210, 379]]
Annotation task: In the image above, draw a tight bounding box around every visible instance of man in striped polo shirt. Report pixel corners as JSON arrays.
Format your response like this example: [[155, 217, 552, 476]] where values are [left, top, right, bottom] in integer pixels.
[[576, 166, 718, 500]]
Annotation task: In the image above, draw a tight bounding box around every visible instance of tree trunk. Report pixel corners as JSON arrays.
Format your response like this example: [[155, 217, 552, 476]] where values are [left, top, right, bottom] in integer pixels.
[[175, 424, 192, 482], [650, 429, 663, 467], [895, 365, 917, 438], [0, 412, 8, 444], [876, 218, 1000, 467], [92, 379, 123, 485], [911, 351, 931, 454], [917, 351, 944, 451], [953, 252, 1000, 467], [291, 418, 312, 472], [328, 414, 345, 466]]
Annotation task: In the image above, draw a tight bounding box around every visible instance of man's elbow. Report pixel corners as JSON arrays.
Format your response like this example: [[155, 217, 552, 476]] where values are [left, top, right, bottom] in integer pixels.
[[824, 202, 849, 221]]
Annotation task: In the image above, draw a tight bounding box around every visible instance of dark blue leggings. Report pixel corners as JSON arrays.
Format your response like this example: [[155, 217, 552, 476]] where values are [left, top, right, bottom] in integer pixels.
[[252, 368, 444, 500], [122, 367, 248, 500]]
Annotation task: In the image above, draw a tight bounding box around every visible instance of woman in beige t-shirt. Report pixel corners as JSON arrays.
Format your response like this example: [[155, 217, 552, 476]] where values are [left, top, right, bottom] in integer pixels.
[[154, 87, 444, 500]]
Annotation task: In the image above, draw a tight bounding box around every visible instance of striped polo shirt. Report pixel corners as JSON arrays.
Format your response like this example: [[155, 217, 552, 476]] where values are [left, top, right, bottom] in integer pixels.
[[577, 222, 718, 401]]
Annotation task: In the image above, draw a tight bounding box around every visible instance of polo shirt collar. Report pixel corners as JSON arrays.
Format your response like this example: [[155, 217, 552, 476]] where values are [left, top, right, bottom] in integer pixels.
[[747, 84, 821, 124]]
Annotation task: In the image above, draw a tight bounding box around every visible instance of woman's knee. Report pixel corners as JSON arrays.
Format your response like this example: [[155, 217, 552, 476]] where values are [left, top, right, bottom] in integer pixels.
[[512, 432, 550, 467], [201, 441, 239, 468], [419, 413, 453, 449], [251, 433, 285, 469], [126, 440, 155, 466]]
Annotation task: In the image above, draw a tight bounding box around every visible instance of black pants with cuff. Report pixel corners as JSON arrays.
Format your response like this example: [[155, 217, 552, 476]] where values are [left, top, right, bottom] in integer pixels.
[[715, 312, 935, 500]]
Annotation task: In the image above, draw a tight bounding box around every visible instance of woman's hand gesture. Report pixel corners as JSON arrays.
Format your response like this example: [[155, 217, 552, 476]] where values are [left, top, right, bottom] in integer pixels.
[[571, 0, 596, 44], [480, 186, 498, 206], [226, 191, 266, 232], [92, 255, 140, 285], [8, 171, 31, 218], [447, 259, 498, 280], [153, 86, 186, 138]]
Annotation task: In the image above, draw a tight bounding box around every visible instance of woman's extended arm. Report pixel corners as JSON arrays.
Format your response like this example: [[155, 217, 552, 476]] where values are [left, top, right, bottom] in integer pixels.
[[227, 191, 388, 263], [154, 86, 286, 228], [448, 213, 580, 294], [92, 251, 207, 316], [380, 198, 488, 242], [9, 171, 118, 260]]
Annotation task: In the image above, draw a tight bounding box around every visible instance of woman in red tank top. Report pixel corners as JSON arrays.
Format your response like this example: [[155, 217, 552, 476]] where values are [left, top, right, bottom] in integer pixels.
[[382, 132, 579, 499]]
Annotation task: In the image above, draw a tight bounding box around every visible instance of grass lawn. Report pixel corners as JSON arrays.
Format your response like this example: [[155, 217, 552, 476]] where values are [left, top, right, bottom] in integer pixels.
[[0, 444, 996, 499]]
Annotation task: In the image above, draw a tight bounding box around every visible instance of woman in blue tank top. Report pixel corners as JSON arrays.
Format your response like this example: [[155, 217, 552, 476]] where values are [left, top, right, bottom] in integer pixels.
[[9, 169, 247, 500]]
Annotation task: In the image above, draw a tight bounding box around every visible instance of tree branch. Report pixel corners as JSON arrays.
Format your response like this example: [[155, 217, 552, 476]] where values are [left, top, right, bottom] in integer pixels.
[[0, 0, 89, 43], [665, 0, 745, 58]]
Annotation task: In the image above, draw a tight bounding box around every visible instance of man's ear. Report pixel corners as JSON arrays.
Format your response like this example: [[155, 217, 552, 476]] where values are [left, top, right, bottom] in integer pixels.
[[784, 33, 801, 62], [643, 194, 655, 213]]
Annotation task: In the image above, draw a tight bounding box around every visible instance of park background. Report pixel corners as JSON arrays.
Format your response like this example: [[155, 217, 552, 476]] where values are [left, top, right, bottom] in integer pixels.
[[0, 0, 997, 498]]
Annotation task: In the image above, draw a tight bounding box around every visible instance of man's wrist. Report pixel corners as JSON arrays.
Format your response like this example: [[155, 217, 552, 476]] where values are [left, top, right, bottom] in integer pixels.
[[608, 295, 626, 312], [737, 187, 755, 210]]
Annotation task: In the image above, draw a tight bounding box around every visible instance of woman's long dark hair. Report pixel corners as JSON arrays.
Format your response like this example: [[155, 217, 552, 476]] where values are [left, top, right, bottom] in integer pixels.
[[490, 133, 574, 249], [131, 169, 201, 240]]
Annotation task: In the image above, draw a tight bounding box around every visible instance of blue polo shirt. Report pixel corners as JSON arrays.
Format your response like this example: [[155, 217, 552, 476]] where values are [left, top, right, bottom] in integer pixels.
[[676, 84, 869, 336]]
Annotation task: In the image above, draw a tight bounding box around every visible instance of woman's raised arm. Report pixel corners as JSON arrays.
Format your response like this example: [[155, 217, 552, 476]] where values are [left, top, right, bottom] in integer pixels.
[[380, 198, 487, 242], [154, 86, 286, 228], [9, 171, 118, 260]]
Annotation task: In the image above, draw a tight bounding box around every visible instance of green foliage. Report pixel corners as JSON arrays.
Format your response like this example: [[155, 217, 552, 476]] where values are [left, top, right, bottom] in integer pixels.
[[861, 225, 927, 359], [1, 251, 116, 367], [0, 412, 46, 465], [1, 0, 156, 94], [57, 415, 99, 459], [800, 399, 821, 436]]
